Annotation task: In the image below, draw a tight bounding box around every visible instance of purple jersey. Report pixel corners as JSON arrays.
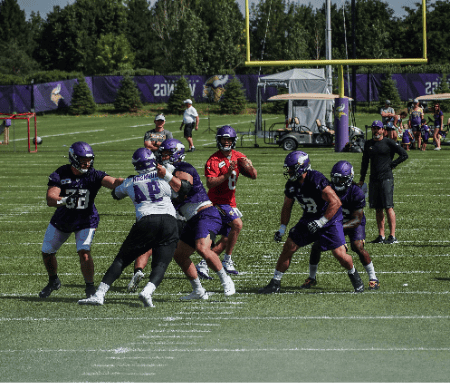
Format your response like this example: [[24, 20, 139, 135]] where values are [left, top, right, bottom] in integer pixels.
[[48, 165, 107, 233], [434, 110, 444, 128], [284, 170, 342, 226], [334, 183, 366, 226], [173, 161, 210, 210]]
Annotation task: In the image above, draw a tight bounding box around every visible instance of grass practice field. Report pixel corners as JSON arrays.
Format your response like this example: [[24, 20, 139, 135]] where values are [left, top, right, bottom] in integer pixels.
[[1, 111, 449, 382]]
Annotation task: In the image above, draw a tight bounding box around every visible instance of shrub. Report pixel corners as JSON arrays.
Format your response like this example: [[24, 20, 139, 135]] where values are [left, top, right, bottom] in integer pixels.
[[69, 77, 97, 115], [113, 75, 143, 112], [167, 76, 191, 114], [220, 77, 247, 114]]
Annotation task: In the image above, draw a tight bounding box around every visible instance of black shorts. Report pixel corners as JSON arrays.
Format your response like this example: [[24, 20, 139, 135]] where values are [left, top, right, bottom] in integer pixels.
[[411, 125, 420, 133], [369, 179, 394, 209], [183, 123, 195, 138], [117, 214, 179, 263]]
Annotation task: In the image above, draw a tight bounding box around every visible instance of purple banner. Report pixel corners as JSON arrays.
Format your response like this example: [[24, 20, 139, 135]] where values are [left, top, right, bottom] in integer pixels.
[[34, 79, 79, 113], [1, 73, 449, 114], [344, 73, 450, 103]]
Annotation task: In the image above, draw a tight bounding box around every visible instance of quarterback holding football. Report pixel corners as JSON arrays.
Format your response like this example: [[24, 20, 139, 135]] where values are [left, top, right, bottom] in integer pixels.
[[196, 125, 257, 279]]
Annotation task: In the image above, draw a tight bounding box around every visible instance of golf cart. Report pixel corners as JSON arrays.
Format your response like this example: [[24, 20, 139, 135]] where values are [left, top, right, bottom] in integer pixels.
[[263, 93, 364, 150]]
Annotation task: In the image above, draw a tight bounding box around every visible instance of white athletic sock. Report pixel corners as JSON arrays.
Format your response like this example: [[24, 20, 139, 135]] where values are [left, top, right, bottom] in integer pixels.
[[189, 278, 203, 291], [216, 268, 228, 283], [223, 254, 231, 262], [142, 282, 156, 295], [309, 264, 318, 280], [97, 282, 110, 296], [348, 266, 356, 275], [364, 262, 377, 280], [273, 269, 284, 281]]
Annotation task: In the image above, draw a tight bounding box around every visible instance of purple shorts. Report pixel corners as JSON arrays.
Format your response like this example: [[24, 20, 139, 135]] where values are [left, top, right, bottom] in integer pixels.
[[215, 204, 242, 237], [344, 223, 366, 242], [289, 219, 346, 252], [179, 206, 222, 249]]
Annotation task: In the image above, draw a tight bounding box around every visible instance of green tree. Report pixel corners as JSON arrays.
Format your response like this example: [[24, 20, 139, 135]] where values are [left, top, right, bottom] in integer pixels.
[[167, 76, 191, 114], [69, 77, 97, 115], [0, 39, 40, 75], [423, 1, 450, 65], [249, 0, 309, 73], [92, 33, 135, 74], [220, 77, 247, 114], [150, 0, 193, 73], [435, 73, 450, 113], [114, 75, 143, 112], [126, 0, 154, 69], [378, 72, 402, 110], [36, 0, 128, 73], [194, 0, 244, 73], [0, 0, 29, 46]]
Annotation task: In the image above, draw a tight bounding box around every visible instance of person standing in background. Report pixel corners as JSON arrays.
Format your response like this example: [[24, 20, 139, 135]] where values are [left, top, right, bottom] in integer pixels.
[[180, 99, 199, 152]]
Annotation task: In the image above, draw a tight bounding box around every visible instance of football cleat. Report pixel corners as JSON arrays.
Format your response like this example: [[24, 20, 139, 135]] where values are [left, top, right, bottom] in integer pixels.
[[85, 284, 96, 298], [369, 279, 380, 290], [258, 279, 281, 294], [127, 270, 145, 293], [370, 235, 385, 244], [181, 289, 209, 301], [39, 278, 61, 298], [300, 277, 317, 289], [138, 290, 155, 308], [222, 275, 236, 297], [222, 259, 239, 275], [348, 270, 364, 293], [196, 260, 213, 280], [385, 235, 398, 244], [78, 293, 104, 305]]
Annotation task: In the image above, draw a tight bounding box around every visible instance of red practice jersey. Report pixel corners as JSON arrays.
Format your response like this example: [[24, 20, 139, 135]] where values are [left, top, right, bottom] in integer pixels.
[[205, 150, 247, 207]]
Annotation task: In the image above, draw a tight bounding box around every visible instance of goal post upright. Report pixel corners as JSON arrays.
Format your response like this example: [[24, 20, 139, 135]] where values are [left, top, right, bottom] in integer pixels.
[[244, 0, 428, 151]]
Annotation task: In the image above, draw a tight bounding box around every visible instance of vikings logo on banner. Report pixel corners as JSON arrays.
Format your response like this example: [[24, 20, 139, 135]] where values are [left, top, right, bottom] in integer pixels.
[[203, 75, 229, 102], [51, 84, 64, 106]]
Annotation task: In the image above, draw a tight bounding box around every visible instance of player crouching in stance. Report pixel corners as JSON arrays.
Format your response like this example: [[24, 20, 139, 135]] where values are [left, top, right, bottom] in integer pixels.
[[158, 138, 235, 299], [78, 148, 181, 307], [39, 142, 124, 299], [196, 125, 257, 279], [258, 151, 365, 294], [301, 161, 380, 291]]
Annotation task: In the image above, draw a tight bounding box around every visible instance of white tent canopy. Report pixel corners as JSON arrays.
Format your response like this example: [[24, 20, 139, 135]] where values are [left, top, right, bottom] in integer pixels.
[[256, 69, 330, 134]]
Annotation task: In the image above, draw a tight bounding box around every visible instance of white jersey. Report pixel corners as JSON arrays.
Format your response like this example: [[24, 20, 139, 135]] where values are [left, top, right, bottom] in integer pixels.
[[114, 170, 176, 221]]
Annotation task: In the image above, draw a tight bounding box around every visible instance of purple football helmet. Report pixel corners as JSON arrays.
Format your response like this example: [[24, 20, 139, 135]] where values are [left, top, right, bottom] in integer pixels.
[[330, 160, 354, 193], [283, 151, 311, 181], [158, 138, 185, 164], [216, 125, 237, 151], [132, 148, 156, 173], [69, 141, 94, 173]]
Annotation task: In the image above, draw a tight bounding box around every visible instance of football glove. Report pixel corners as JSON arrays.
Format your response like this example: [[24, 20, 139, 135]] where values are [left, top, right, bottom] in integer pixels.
[[274, 231, 283, 242], [274, 224, 287, 242], [307, 216, 329, 234]]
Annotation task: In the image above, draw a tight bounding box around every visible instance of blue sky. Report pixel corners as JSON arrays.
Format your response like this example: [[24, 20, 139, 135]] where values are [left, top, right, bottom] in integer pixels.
[[18, 0, 418, 21]]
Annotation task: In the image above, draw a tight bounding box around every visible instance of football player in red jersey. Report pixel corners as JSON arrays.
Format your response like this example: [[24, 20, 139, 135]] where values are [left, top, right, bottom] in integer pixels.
[[196, 125, 257, 279]]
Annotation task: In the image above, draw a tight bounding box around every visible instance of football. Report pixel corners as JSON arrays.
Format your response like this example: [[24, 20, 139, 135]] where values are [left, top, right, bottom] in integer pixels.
[[33, 136, 43, 145], [238, 157, 257, 179]]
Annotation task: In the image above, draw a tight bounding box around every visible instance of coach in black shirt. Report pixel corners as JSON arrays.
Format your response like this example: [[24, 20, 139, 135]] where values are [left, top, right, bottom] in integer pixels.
[[358, 120, 408, 245]]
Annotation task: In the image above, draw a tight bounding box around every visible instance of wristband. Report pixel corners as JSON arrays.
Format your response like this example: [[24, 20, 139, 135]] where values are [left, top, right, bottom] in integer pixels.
[[164, 172, 173, 182], [57, 197, 67, 206], [317, 216, 329, 227], [278, 224, 287, 235]]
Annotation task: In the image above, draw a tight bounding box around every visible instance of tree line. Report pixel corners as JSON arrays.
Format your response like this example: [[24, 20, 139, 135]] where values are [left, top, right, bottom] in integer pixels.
[[1, 0, 449, 81]]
